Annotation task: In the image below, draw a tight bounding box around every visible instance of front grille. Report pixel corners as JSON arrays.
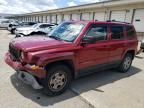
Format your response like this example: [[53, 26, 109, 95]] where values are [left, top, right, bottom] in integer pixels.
[[9, 44, 20, 61]]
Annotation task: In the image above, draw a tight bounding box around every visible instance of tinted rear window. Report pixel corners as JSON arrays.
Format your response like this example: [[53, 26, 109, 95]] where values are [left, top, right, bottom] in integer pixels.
[[111, 26, 124, 40], [126, 26, 136, 39]]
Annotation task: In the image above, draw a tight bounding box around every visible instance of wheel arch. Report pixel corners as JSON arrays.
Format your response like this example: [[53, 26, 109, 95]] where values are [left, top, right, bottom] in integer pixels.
[[44, 60, 75, 79], [125, 50, 135, 59]]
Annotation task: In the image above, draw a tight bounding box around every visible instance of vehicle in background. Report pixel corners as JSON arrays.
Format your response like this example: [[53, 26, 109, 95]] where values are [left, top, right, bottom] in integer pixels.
[[15, 23, 58, 37], [0, 18, 9, 22], [8, 22, 37, 34], [5, 21, 138, 96], [0, 19, 15, 28], [137, 39, 144, 54]]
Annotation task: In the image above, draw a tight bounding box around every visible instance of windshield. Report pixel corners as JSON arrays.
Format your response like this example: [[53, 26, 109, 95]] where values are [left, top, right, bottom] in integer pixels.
[[48, 22, 85, 42]]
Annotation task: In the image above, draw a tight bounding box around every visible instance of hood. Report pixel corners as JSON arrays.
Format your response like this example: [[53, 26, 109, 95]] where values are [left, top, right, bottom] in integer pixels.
[[10, 36, 72, 52], [17, 26, 35, 31]]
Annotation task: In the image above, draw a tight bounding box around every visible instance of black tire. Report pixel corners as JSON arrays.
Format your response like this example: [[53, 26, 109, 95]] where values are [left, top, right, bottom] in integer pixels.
[[42, 64, 72, 96], [11, 29, 15, 34], [118, 53, 133, 73]]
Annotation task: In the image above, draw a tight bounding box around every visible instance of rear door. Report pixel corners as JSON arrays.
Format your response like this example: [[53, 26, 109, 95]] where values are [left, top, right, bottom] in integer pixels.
[[109, 25, 127, 63]]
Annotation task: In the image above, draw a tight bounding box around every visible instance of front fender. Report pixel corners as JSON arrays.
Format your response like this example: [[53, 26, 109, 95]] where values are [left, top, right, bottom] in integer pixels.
[[36, 52, 76, 67]]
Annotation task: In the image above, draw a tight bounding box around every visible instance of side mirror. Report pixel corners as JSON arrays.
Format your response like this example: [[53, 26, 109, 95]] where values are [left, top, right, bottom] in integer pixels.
[[81, 36, 96, 44]]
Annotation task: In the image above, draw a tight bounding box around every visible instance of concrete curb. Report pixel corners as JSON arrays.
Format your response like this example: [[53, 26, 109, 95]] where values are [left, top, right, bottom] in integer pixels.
[[70, 87, 95, 108]]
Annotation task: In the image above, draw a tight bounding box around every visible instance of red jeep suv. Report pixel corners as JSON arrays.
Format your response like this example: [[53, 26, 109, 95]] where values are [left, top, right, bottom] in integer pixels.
[[5, 21, 138, 96]]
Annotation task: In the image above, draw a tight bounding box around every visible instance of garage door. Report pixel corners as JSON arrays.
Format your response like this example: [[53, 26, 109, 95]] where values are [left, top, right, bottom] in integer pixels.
[[33, 16, 35, 22], [28, 17, 31, 21], [27, 17, 29, 21], [51, 15, 56, 23], [46, 16, 50, 23], [82, 13, 90, 21], [57, 14, 62, 24], [23, 17, 26, 22], [32, 16, 34, 22], [30, 16, 33, 21], [36, 16, 39, 22], [111, 11, 126, 22], [94, 12, 106, 21], [39, 16, 42, 22], [42, 16, 46, 22], [29, 16, 31, 21], [133, 9, 144, 32], [26, 17, 28, 22], [29, 17, 31, 21], [64, 14, 70, 21], [72, 14, 80, 21]]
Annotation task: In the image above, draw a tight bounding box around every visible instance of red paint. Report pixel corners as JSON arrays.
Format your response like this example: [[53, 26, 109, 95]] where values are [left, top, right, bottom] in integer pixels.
[[5, 21, 138, 78]]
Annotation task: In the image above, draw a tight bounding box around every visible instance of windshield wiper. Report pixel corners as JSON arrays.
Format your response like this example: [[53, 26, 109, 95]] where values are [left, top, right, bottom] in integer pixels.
[[49, 35, 61, 41]]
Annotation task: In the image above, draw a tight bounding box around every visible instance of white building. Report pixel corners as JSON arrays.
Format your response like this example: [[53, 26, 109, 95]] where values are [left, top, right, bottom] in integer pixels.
[[10, 0, 144, 39]]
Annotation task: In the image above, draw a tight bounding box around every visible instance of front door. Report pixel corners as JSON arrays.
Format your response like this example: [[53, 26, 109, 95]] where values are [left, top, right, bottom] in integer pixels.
[[78, 24, 110, 70]]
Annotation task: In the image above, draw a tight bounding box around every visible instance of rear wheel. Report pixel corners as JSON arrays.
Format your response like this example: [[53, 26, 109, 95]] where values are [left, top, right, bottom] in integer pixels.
[[42, 65, 72, 96], [118, 53, 133, 73]]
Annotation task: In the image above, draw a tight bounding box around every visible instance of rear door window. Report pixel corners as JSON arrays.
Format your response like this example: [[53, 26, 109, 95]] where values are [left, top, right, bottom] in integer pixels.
[[111, 26, 124, 40]]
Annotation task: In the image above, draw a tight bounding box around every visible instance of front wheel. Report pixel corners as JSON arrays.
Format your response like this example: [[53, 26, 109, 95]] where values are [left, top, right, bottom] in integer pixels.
[[11, 29, 15, 34], [42, 65, 72, 96], [118, 53, 133, 73]]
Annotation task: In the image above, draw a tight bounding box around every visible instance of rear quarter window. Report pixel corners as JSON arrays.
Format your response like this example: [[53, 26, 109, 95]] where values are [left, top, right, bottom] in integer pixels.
[[126, 26, 136, 39]]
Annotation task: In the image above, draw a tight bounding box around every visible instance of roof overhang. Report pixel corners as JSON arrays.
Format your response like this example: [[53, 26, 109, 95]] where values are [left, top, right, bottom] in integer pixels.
[[11, 0, 144, 17]]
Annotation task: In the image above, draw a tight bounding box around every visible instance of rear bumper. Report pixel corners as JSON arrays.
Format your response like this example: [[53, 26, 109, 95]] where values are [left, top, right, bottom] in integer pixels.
[[5, 52, 46, 78]]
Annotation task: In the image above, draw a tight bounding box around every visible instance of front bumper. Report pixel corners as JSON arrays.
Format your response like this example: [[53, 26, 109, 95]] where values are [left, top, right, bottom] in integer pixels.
[[17, 71, 43, 89], [5, 52, 46, 78]]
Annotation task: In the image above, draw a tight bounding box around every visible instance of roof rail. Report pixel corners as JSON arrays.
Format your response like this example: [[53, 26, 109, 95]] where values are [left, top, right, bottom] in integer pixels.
[[106, 20, 130, 24]]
